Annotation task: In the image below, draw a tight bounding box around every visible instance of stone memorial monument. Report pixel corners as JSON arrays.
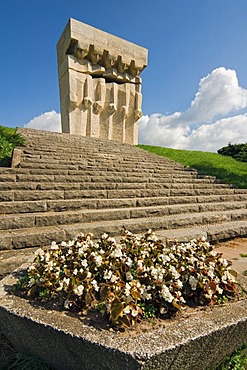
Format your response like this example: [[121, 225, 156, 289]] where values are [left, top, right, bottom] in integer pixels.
[[57, 18, 148, 144]]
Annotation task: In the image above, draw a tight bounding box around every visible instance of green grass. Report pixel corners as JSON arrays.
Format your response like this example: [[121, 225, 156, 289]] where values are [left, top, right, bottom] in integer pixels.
[[0, 125, 24, 166], [138, 145, 247, 189], [215, 343, 247, 370]]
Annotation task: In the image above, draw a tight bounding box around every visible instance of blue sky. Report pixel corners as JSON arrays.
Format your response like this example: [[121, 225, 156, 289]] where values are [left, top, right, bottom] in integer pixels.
[[1, 0, 247, 151]]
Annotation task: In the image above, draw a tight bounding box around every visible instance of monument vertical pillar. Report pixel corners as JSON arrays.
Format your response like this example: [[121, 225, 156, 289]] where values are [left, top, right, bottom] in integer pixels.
[[57, 18, 148, 144]]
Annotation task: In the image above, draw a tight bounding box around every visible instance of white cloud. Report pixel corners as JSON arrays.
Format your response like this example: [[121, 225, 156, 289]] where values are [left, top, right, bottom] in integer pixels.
[[139, 67, 247, 151], [187, 114, 247, 151], [24, 110, 61, 132], [186, 67, 247, 123]]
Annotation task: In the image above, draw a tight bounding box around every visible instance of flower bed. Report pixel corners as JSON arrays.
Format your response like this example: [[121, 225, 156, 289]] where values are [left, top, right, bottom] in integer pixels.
[[15, 230, 237, 328]]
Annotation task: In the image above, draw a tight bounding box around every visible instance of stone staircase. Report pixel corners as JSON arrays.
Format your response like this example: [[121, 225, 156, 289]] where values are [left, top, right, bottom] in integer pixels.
[[1, 127, 247, 251]]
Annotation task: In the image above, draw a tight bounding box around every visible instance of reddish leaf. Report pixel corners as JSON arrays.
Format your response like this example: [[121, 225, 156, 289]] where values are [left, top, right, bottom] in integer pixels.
[[130, 289, 142, 300], [120, 315, 132, 328], [205, 281, 217, 294], [172, 301, 181, 310]]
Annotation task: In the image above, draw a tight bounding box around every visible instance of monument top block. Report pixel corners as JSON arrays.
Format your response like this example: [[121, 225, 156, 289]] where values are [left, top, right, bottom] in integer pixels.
[[57, 18, 148, 78]]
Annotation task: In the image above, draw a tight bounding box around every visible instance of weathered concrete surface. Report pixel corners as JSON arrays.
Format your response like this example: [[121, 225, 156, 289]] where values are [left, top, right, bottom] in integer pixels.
[[0, 265, 246, 370], [0, 248, 37, 280]]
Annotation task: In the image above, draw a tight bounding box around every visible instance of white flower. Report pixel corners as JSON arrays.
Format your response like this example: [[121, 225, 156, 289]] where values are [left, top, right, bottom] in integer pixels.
[[137, 259, 143, 269], [169, 266, 180, 280], [95, 255, 102, 267], [219, 258, 228, 268], [125, 282, 131, 296], [189, 275, 198, 290], [208, 269, 215, 279], [131, 308, 139, 317], [35, 248, 44, 257], [45, 252, 50, 262], [176, 280, 183, 289], [103, 269, 113, 280], [188, 256, 197, 264], [150, 266, 158, 276], [56, 282, 63, 291], [126, 271, 133, 281], [91, 280, 99, 292], [73, 268, 78, 276], [125, 257, 133, 267], [216, 286, 223, 295], [47, 261, 54, 271], [161, 254, 170, 263], [28, 277, 36, 287], [110, 274, 118, 283], [111, 247, 122, 258], [74, 284, 84, 296], [78, 247, 84, 256], [64, 299, 70, 309], [81, 259, 88, 268], [107, 237, 116, 243], [160, 306, 167, 314], [51, 241, 59, 250], [123, 305, 131, 314], [28, 265, 36, 272], [101, 233, 108, 240], [161, 285, 174, 303], [63, 277, 70, 286]]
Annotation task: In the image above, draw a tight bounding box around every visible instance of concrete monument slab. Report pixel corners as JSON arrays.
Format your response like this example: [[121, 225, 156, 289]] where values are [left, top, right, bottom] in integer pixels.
[[57, 19, 148, 144]]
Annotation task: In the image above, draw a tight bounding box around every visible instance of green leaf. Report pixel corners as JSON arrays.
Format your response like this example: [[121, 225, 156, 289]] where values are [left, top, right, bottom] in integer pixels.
[[229, 269, 238, 278], [100, 285, 110, 300], [110, 297, 124, 322], [27, 285, 38, 297]]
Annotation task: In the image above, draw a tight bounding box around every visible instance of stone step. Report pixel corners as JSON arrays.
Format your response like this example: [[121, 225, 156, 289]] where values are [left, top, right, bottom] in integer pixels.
[[0, 180, 220, 192], [0, 204, 246, 233], [2, 166, 194, 176], [1, 216, 247, 250], [7, 173, 205, 183], [17, 160, 195, 174], [21, 147, 179, 159], [0, 180, 230, 192], [1, 194, 247, 214], [19, 159, 193, 174], [0, 171, 229, 189], [1, 187, 245, 203]]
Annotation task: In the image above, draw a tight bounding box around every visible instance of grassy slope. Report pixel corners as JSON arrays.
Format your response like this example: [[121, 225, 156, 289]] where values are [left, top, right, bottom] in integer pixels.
[[139, 145, 247, 189]]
